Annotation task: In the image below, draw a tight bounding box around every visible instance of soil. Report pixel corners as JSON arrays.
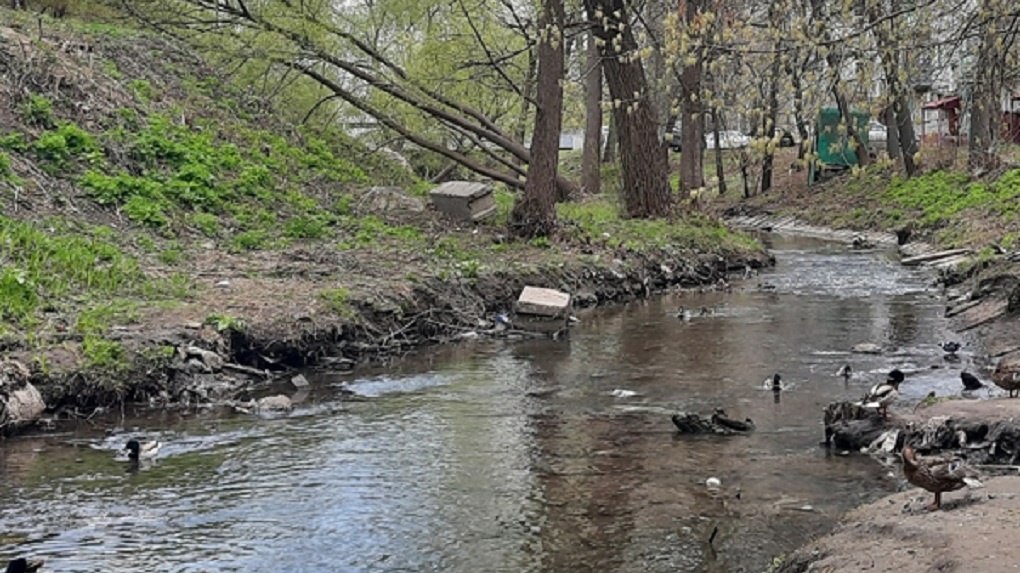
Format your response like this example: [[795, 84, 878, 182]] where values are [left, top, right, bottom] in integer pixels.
[[774, 475, 1020, 573]]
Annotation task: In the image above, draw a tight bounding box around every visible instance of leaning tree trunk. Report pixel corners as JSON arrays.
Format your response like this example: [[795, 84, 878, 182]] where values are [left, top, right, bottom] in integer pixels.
[[586, 0, 673, 217], [582, 30, 603, 195], [509, 0, 565, 238], [711, 107, 725, 195]]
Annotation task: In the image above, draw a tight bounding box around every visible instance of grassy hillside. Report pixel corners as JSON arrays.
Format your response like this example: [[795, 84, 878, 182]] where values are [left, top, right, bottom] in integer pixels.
[[0, 8, 764, 405]]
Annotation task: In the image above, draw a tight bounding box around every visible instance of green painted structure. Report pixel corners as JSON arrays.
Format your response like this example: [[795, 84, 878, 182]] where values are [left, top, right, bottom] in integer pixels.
[[809, 108, 871, 184]]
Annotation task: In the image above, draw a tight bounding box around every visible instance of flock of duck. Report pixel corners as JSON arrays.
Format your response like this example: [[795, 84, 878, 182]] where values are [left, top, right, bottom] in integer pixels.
[[700, 338, 1012, 513]]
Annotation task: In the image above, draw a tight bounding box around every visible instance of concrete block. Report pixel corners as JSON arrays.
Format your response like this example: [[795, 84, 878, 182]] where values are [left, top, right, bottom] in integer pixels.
[[429, 181, 497, 222], [516, 286, 571, 318]]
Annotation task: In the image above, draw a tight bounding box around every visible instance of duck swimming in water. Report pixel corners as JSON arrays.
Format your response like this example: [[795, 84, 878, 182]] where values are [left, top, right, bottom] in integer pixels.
[[5, 558, 44, 573], [124, 439, 161, 461], [710, 408, 756, 432], [675, 306, 693, 321], [901, 446, 984, 511], [960, 371, 984, 391], [762, 373, 782, 392], [939, 341, 962, 355], [857, 369, 905, 418], [836, 364, 853, 382]]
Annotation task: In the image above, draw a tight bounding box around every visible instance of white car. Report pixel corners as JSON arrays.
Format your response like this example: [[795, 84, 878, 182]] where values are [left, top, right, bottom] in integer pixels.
[[706, 130, 751, 150]]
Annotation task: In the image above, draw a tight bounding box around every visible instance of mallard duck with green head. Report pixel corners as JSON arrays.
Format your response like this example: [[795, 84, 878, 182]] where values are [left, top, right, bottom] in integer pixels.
[[857, 369, 905, 418], [901, 446, 984, 511], [124, 439, 161, 462]]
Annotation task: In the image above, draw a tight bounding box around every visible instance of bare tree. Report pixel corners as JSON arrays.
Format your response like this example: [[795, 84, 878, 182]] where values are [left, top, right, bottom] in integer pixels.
[[582, 31, 603, 195], [585, 0, 673, 217], [510, 0, 566, 237]]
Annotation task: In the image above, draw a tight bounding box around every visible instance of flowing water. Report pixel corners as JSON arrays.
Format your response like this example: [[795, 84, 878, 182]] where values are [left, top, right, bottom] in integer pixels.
[[1, 235, 973, 573]]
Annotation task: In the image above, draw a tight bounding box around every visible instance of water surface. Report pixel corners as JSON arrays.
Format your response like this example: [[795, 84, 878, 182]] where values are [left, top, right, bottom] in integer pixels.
[[1, 235, 970, 572]]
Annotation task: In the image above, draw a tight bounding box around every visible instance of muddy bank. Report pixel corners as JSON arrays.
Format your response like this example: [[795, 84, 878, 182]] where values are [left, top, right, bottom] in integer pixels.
[[774, 473, 1020, 573], [2, 245, 771, 432]]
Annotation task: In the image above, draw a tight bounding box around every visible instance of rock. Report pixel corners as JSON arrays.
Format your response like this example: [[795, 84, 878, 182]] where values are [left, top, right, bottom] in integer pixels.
[[291, 374, 310, 389], [184, 346, 225, 372], [852, 342, 883, 354], [0, 360, 45, 433], [516, 286, 571, 318], [363, 186, 425, 212], [256, 395, 293, 412]]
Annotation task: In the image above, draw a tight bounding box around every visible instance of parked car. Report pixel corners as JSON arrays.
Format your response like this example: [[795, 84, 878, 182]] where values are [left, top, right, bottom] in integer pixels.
[[670, 129, 750, 152], [707, 130, 751, 150], [867, 121, 887, 144], [778, 129, 796, 148]]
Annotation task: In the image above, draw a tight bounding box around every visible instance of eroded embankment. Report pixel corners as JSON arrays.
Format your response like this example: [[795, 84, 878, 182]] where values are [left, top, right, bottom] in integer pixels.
[[0, 245, 771, 433]]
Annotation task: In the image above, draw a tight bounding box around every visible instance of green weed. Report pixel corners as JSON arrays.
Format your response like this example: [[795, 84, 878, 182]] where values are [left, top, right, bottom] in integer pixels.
[[23, 95, 55, 128], [204, 313, 246, 332], [319, 287, 356, 318]]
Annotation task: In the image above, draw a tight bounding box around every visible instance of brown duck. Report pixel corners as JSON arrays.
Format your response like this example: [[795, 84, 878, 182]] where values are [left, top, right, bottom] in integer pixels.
[[991, 359, 1020, 397], [901, 446, 984, 510]]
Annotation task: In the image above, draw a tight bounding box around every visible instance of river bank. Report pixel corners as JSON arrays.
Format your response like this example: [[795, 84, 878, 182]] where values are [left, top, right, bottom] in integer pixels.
[[712, 171, 1020, 572]]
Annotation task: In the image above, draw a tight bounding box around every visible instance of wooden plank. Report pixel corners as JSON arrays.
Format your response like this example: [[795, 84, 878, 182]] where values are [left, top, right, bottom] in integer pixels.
[[901, 248, 971, 266]]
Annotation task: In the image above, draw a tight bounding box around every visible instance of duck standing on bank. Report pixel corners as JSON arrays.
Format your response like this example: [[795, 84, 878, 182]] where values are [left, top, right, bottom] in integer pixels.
[[960, 371, 984, 391], [901, 446, 984, 511], [991, 362, 1020, 397], [5, 558, 44, 573], [857, 369, 905, 418]]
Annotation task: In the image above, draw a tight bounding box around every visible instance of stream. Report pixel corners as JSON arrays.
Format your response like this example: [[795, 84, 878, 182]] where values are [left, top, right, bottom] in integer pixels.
[[0, 234, 972, 573]]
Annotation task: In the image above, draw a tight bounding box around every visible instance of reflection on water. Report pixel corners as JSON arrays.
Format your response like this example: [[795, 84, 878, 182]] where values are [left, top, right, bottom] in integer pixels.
[[0, 236, 967, 572]]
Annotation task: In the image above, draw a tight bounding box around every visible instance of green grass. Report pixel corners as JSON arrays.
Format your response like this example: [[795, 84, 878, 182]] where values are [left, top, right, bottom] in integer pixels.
[[885, 169, 1020, 227], [0, 216, 188, 342], [557, 196, 761, 252]]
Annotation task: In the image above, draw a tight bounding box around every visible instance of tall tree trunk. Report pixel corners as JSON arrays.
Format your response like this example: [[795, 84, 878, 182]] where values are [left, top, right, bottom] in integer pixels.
[[884, 105, 902, 160], [582, 31, 603, 195], [586, 0, 673, 217], [866, 0, 917, 176], [894, 96, 918, 174], [678, 0, 706, 195], [514, 49, 538, 179], [602, 118, 618, 163], [509, 0, 565, 238], [967, 0, 1008, 172], [761, 14, 781, 194], [711, 107, 726, 195], [787, 53, 811, 168]]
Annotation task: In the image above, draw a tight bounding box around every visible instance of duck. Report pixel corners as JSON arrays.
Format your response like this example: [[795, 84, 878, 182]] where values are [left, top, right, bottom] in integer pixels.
[[939, 341, 962, 355], [857, 369, 905, 418], [836, 364, 853, 382], [762, 373, 782, 392], [675, 306, 693, 321], [901, 446, 984, 511], [124, 439, 161, 461], [960, 371, 984, 391], [991, 362, 1020, 397], [5, 558, 44, 573], [710, 408, 756, 432]]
